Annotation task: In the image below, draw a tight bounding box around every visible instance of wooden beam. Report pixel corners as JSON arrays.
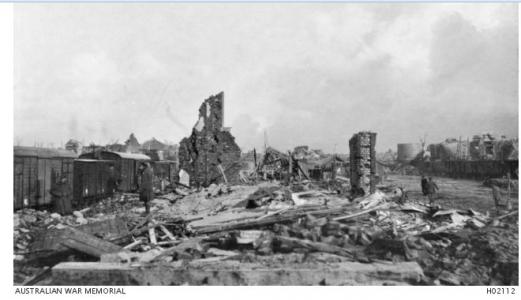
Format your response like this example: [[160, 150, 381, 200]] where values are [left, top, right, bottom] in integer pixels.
[[195, 205, 353, 234], [276, 236, 354, 258], [159, 225, 176, 241], [148, 227, 157, 245], [217, 164, 228, 184], [123, 238, 143, 250], [332, 204, 388, 221], [60, 227, 122, 258]]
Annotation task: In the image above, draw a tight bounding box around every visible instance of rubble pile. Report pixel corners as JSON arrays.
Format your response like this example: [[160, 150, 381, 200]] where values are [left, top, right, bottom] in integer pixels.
[[178, 92, 242, 187], [13, 176, 518, 286]]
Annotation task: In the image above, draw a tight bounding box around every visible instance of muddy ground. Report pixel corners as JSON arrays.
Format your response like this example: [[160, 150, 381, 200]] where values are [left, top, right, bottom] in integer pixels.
[[385, 175, 519, 215]]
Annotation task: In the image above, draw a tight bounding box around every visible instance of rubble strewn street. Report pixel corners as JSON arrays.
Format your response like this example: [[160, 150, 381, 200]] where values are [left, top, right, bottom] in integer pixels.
[[14, 173, 518, 285]]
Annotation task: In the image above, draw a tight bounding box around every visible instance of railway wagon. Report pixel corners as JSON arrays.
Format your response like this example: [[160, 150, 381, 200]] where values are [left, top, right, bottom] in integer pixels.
[[14, 146, 77, 210], [79, 151, 151, 192], [72, 159, 115, 209]]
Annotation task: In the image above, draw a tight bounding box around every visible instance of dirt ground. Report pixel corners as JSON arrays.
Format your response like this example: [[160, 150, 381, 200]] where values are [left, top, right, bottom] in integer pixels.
[[385, 175, 519, 216]]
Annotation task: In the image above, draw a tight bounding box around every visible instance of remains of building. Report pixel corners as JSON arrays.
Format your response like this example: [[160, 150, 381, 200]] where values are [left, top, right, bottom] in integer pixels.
[[178, 92, 242, 187], [349, 132, 377, 196]]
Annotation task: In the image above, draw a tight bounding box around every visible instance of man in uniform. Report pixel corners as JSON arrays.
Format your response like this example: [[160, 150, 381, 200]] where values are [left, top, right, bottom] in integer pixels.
[[107, 165, 118, 197], [139, 162, 154, 214], [426, 177, 439, 205], [421, 175, 429, 199], [50, 175, 72, 215], [491, 183, 502, 214]]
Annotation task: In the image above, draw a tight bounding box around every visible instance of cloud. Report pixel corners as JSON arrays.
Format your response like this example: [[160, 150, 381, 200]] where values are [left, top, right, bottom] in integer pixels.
[[14, 3, 518, 152]]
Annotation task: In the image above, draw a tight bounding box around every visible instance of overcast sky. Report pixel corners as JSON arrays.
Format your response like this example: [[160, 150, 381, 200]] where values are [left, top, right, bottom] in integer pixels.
[[14, 3, 518, 152]]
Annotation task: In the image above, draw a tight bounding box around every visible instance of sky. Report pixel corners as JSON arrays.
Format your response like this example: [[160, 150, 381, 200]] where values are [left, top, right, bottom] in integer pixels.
[[14, 3, 519, 153]]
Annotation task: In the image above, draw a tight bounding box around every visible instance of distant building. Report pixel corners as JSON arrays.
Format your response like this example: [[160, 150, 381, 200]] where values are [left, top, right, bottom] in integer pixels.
[[106, 143, 126, 152]]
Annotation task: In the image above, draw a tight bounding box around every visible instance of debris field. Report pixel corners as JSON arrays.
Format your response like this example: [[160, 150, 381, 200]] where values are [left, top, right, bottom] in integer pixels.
[[14, 174, 518, 286]]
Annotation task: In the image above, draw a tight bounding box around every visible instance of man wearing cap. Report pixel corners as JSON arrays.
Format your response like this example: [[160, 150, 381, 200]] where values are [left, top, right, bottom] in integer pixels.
[[50, 175, 72, 215], [139, 162, 154, 214]]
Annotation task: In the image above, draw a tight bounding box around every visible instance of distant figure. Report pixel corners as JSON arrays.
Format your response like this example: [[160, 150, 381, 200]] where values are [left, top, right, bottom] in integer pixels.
[[506, 172, 513, 211], [491, 183, 502, 213], [426, 177, 439, 205], [138, 162, 154, 214], [396, 187, 408, 205], [421, 176, 429, 197], [107, 165, 118, 197], [50, 175, 72, 215]]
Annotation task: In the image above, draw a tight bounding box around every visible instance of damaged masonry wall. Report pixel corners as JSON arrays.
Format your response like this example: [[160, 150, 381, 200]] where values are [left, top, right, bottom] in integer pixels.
[[349, 131, 377, 196], [178, 92, 241, 187]]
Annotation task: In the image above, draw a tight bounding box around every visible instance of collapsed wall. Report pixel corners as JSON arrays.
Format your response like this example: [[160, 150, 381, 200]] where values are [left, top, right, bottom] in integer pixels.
[[178, 92, 242, 187], [349, 131, 377, 196]]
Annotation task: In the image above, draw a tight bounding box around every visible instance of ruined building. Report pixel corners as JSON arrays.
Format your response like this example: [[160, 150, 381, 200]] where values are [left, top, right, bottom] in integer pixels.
[[349, 131, 377, 196], [178, 92, 241, 187]]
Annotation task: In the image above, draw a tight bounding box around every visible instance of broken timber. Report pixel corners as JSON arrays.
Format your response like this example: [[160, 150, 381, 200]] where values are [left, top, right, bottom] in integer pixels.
[[60, 227, 122, 258], [276, 236, 354, 258], [194, 205, 355, 234]]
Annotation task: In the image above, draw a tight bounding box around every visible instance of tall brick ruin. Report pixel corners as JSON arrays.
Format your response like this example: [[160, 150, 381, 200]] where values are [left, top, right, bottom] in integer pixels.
[[349, 131, 377, 196], [178, 92, 242, 187]]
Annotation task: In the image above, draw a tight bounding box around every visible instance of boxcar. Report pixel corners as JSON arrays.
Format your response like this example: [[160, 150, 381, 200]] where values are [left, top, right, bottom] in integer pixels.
[[79, 151, 151, 192], [14, 146, 77, 210], [73, 159, 115, 208]]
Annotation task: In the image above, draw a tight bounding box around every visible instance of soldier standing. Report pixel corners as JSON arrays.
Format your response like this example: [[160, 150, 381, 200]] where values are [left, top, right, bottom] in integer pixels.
[[138, 162, 154, 214], [426, 177, 439, 205], [50, 175, 72, 215], [421, 175, 428, 199], [491, 183, 502, 214]]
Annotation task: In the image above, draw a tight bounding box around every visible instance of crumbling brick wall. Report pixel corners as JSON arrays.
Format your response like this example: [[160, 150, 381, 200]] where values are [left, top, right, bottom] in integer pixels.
[[349, 131, 377, 196], [178, 92, 241, 187]]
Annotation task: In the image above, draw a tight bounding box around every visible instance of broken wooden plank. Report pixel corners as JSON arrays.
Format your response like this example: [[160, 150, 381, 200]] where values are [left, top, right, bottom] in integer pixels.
[[148, 227, 157, 245], [22, 267, 51, 286], [157, 240, 181, 246], [32, 218, 129, 254], [59, 227, 122, 258], [150, 237, 206, 262], [236, 230, 264, 244], [275, 236, 354, 258], [217, 164, 228, 184], [195, 205, 354, 234], [494, 211, 517, 221], [332, 204, 388, 222], [206, 248, 240, 257], [159, 225, 176, 241], [123, 238, 144, 250], [112, 222, 161, 244], [256, 207, 291, 221]]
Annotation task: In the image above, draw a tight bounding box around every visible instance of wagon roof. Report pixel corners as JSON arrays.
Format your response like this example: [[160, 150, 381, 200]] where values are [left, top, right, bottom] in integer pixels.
[[14, 146, 78, 159], [151, 160, 177, 164], [75, 159, 114, 163], [109, 151, 151, 160]]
